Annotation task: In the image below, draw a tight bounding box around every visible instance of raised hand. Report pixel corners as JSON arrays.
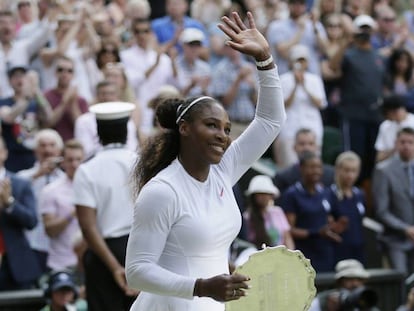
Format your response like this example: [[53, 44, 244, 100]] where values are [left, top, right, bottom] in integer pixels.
[[218, 11, 271, 61]]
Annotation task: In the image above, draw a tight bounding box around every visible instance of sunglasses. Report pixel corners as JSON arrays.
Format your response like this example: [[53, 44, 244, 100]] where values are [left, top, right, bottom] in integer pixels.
[[18, 2, 31, 8], [134, 29, 151, 34], [327, 23, 341, 28], [57, 67, 74, 73], [186, 41, 202, 47]]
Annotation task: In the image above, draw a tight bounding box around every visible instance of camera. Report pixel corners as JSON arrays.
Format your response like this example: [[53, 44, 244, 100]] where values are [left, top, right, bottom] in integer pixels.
[[50, 156, 63, 167], [338, 287, 378, 310]]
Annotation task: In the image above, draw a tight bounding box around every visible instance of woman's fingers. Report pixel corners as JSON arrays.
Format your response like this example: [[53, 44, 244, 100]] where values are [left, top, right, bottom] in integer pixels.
[[226, 287, 248, 301], [232, 11, 247, 31], [221, 15, 241, 36], [217, 20, 237, 40], [245, 11, 256, 30], [225, 274, 251, 300], [231, 281, 251, 290]]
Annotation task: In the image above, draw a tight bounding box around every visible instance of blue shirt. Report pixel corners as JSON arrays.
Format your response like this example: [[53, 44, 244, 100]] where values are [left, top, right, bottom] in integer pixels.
[[151, 16, 209, 53], [282, 182, 335, 272], [327, 184, 366, 263]]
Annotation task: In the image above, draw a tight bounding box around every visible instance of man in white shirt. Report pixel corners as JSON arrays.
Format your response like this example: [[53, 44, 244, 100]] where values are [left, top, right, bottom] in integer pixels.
[[120, 18, 177, 137], [375, 95, 414, 162]]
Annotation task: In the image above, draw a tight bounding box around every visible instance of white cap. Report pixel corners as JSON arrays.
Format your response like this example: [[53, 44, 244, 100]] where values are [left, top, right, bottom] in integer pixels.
[[245, 175, 280, 197], [89, 102, 135, 121], [179, 28, 205, 44], [353, 14, 376, 29], [334, 259, 370, 280], [290, 44, 310, 62]]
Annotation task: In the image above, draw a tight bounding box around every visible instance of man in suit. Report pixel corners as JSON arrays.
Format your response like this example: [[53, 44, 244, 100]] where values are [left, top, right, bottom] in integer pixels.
[[0, 137, 41, 290], [372, 127, 414, 277], [273, 128, 335, 195]]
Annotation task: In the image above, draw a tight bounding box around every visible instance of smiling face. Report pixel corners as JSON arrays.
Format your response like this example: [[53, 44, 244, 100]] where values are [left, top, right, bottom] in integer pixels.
[[180, 101, 231, 166]]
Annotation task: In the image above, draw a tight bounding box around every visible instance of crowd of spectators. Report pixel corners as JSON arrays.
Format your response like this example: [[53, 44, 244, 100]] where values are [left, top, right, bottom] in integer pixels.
[[1, 0, 414, 309]]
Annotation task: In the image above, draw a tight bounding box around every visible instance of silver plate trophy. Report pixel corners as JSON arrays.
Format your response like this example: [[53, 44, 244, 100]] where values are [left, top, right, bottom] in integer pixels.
[[226, 245, 316, 311]]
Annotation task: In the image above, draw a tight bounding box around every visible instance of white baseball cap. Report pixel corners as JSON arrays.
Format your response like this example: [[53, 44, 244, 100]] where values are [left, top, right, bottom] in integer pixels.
[[179, 28, 205, 44], [353, 14, 376, 29], [290, 44, 310, 62]]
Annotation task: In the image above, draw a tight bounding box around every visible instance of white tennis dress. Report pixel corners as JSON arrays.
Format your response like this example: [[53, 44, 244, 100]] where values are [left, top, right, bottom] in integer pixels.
[[126, 68, 286, 311]]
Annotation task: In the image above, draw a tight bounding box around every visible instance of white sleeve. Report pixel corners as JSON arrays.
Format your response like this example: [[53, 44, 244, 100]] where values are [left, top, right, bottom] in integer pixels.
[[72, 166, 96, 208], [220, 67, 286, 184], [374, 123, 387, 151], [74, 116, 96, 160], [125, 180, 196, 299], [308, 74, 328, 109], [23, 19, 52, 60]]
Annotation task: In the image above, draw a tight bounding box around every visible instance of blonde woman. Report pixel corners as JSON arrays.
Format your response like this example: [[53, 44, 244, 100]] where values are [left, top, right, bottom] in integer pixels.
[[327, 151, 366, 263]]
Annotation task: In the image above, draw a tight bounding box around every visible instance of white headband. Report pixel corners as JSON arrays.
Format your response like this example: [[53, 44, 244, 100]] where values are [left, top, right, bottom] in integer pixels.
[[175, 96, 213, 124]]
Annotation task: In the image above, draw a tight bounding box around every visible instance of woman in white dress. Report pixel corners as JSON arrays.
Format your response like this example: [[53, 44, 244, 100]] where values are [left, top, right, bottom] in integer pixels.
[[125, 11, 286, 311]]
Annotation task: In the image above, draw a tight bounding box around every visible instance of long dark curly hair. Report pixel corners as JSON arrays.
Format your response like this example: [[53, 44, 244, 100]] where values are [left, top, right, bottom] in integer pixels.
[[133, 96, 216, 195]]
